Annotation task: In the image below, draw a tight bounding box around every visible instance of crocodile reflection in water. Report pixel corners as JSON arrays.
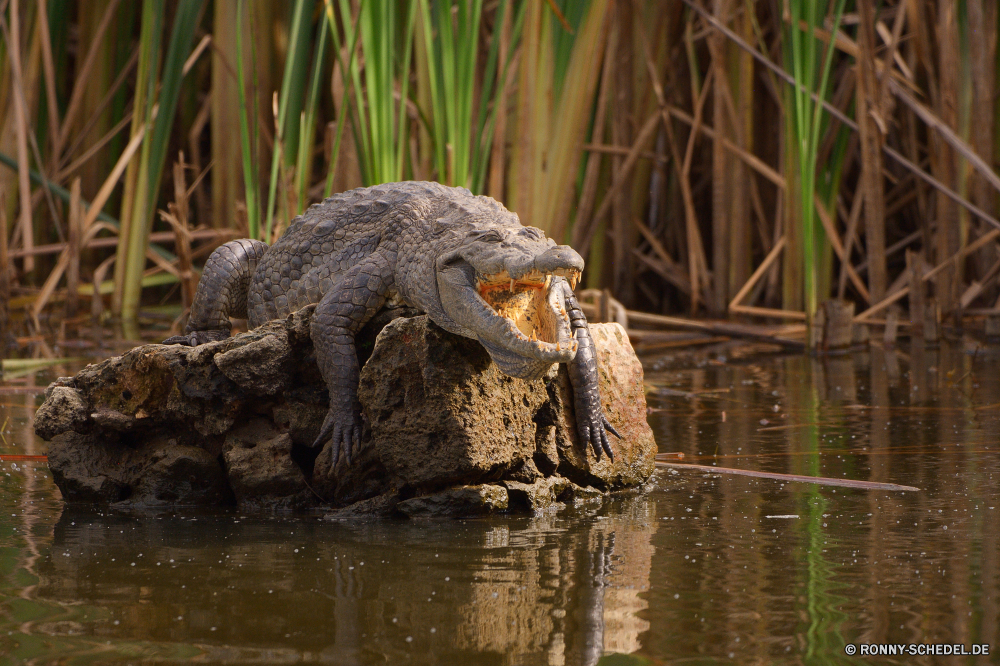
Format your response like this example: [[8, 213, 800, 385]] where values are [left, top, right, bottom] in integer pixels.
[[39, 505, 654, 664]]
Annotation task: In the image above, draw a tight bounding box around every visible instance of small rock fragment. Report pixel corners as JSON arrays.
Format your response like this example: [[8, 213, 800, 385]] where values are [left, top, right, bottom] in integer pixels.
[[397, 485, 509, 517]]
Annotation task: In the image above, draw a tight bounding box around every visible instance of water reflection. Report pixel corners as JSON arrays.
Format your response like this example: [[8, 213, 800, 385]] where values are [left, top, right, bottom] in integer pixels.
[[4, 341, 1000, 664], [27, 503, 654, 665]]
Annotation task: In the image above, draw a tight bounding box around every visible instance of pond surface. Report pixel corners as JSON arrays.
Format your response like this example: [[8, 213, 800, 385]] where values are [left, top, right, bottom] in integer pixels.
[[2, 338, 999, 665]]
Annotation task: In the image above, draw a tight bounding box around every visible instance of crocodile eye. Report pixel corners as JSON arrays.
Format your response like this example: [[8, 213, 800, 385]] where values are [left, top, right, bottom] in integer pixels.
[[480, 230, 504, 243]]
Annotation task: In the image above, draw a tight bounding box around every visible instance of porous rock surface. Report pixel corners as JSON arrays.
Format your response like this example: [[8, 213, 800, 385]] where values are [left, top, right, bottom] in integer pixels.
[[35, 307, 655, 516]]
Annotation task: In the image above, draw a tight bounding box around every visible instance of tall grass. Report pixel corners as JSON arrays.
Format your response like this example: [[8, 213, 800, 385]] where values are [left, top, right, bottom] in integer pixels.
[[234, 0, 259, 241], [117, 0, 204, 323], [2, 0, 999, 341], [784, 0, 847, 324], [328, 0, 417, 186], [416, 0, 520, 193]]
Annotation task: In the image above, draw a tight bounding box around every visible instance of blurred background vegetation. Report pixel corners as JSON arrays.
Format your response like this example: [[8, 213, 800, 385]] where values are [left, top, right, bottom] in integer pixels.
[[1, 0, 999, 345]]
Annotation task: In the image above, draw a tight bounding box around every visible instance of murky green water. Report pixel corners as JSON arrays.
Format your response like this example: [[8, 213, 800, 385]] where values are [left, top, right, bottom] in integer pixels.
[[2, 340, 999, 664]]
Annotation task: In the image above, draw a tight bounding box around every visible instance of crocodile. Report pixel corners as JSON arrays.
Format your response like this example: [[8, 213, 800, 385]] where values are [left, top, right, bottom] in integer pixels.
[[165, 181, 619, 466]]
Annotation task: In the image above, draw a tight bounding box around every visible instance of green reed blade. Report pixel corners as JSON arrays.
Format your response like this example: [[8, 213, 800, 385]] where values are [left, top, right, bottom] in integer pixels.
[[264, 0, 309, 242], [236, 0, 259, 239], [323, 0, 364, 198], [296, 11, 331, 211], [120, 0, 204, 323]]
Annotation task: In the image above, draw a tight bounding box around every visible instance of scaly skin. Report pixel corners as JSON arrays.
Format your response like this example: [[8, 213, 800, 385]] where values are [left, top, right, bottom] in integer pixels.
[[165, 182, 618, 464]]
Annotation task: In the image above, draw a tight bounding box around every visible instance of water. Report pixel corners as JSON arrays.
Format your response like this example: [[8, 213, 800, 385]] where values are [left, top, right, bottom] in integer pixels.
[[2, 339, 999, 664]]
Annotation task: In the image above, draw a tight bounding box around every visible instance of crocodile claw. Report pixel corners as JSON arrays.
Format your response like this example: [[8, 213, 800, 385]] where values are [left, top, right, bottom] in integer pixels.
[[312, 404, 364, 466], [576, 400, 618, 463]]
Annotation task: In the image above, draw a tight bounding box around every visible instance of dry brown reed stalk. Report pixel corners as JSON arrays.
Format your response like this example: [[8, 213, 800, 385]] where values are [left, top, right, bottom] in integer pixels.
[[707, 0, 753, 314], [633, 218, 690, 295], [66, 178, 82, 317], [813, 192, 869, 303], [932, 3, 962, 316], [170, 155, 195, 308], [51, 0, 122, 163], [212, 0, 250, 232], [728, 236, 786, 311], [90, 255, 115, 321], [571, 24, 614, 268], [0, 193, 9, 345], [665, 105, 785, 190], [35, 0, 59, 169], [32, 122, 147, 322], [967, 0, 998, 289], [6, 0, 35, 273], [608, 0, 634, 305], [856, 228, 1000, 322], [856, 0, 887, 303], [487, 1, 512, 202]]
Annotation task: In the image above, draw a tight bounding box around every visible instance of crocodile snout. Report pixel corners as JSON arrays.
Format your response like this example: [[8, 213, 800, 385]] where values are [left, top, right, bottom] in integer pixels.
[[535, 245, 584, 274]]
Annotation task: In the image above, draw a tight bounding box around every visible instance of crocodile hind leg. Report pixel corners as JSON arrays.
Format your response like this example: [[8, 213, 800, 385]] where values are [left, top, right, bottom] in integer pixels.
[[163, 239, 269, 346], [563, 281, 621, 462], [309, 252, 396, 465]]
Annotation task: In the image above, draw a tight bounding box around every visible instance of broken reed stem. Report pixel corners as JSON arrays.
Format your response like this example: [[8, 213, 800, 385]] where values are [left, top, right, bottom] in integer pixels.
[[729, 235, 786, 310], [170, 154, 195, 309], [855, 228, 1000, 322], [656, 461, 920, 492], [685, 0, 1000, 238], [576, 110, 659, 262], [837, 185, 865, 298], [813, 192, 870, 303]]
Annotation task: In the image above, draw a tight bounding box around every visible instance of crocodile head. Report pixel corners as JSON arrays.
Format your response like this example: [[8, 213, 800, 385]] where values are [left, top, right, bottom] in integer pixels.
[[436, 225, 584, 380]]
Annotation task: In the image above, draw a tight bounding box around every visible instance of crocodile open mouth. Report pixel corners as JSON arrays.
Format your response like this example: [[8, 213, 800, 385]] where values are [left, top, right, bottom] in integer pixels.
[[476, 267, 581, 352]]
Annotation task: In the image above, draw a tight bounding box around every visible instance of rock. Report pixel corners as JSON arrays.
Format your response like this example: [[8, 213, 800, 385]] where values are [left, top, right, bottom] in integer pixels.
[[47, 433, 131, 503], [502, 476, 571, 511], [222, 419, 315, 509], [35, 307, 655, 514], [213, 332, 293, 395], [543, 323, 657, 489], [128, 444, 231, 506], [324, 492, 401, 521], [397, 485, 509, 518], [46, 431, 230, 506], [34, 386, 89, 440], [359, 317, 545, 490]]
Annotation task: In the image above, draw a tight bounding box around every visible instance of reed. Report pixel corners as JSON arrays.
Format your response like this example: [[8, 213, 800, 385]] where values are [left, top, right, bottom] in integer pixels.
[[1, 0, 999, 342], [415, 0, 519, 193], [784, 0, 846, 324], [234, 0, 259, 239], [116, 0, 204, 323], [508, 0, 609, 239], [329, 0, 417, 186]]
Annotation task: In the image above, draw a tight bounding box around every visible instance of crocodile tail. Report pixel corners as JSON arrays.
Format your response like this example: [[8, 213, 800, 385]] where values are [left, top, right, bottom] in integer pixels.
[[174, 239, 269, 344]]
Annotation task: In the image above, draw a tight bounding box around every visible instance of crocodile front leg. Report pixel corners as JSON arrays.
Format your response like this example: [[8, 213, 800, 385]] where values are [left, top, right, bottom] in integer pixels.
[[164, 239, 269, 346], [310, 253, 395, 465], [563, 282, 621, 462]]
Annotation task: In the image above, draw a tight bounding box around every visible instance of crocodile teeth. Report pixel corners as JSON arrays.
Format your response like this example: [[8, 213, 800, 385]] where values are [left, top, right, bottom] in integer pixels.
[[510, 278, 515, 291], [556, 341, 561, 351]]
